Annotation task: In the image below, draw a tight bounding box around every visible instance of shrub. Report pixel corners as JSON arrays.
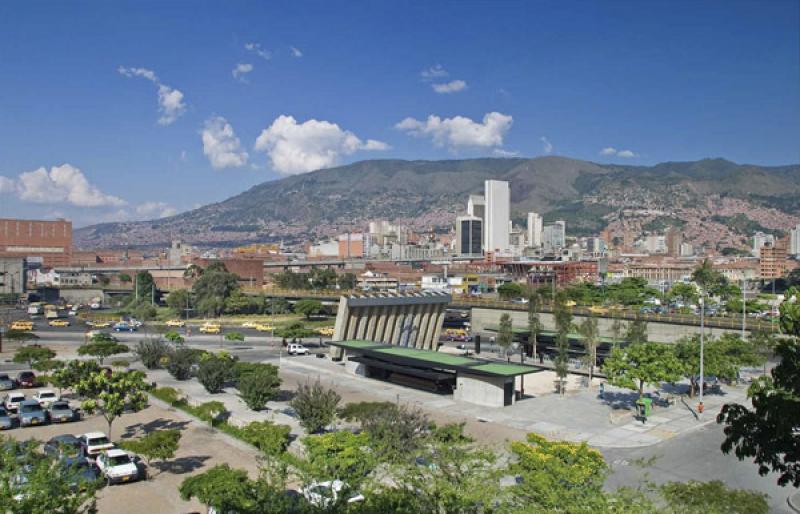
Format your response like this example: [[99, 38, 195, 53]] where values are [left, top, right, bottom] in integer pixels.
[[338, 401, 396, 423], [111, 359, 130, 369], [231, 421, 291, 456], [195, 401, 227, 425], [290, 380, 341, 434], [151, 386, 182, 404], [136, 338, 170, 369], [197, 355, 236, 394], [118, 429, 181, 468], [237, 365, 281, 411], [165, 347, 198, 380]]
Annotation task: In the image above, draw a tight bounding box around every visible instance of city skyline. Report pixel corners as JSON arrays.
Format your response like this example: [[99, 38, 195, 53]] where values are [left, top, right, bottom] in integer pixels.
[[1, 1, 798, 227]]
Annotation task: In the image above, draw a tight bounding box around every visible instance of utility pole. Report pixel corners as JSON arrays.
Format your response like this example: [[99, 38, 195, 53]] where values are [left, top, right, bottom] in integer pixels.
[[742, 278, 746, 339], [699, 293, 705, 417]]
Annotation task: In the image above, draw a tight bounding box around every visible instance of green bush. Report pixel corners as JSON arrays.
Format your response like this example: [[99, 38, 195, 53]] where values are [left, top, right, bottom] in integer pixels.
[[338, 401, 396, 423], [166, 347, 200, 380], [197, 355, 236, 394], [151, 386, 183, 404], [290, 380, 341, 434], [136, 338, 170, 369], [237, 365, 281, 411], [230, 421, 291, 456]]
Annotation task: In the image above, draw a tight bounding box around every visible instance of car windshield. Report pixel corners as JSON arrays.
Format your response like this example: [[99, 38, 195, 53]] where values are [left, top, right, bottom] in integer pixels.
[[51, 403, 70, 411], [21, 404, 42, 414], [89, 437, 110, 446], [109, 454, 131, 466], [19, 373, 33, 379], [0, 375, 9, 381], [39, 392, 56, 399]]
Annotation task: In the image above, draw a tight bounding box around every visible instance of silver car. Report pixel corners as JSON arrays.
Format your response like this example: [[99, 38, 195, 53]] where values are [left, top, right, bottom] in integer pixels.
[[18, 400, 48, 427], [0, 407, 13, 430], [0, 374, 15, 391], [48, 401, 78, 423]]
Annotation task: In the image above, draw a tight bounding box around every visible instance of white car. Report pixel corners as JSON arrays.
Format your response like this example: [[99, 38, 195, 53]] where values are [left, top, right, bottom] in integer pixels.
[[33, 389, 60, 408], [287, 343, 309, 356], [96, 449, 140, 484], [302, 480, 364, 508], [79, 432, 115, 459], [3, 392, 26, 413]]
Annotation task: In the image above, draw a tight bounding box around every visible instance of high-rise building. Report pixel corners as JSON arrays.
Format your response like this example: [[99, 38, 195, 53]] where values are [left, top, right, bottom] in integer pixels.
[[527, 212, 542, 248], [484, 180, 510, 253], [759, 240, 787, 280], [542, 221, 566, 253], [456, 216, 483, 256], [0, 218, 72, 267], [752, 232, 775, 257], [467, 195, 485, 220], [790, 224, 800, 257]]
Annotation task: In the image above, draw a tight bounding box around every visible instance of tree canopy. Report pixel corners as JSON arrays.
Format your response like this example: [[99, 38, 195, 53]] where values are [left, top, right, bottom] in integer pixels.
[[603, 342, 684, 398], [192, 263, 240, 317], [77, 369, 149, 438]]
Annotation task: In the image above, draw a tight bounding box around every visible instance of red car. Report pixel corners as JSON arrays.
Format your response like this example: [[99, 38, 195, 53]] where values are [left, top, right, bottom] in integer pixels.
[[16, 371, 36, 388]]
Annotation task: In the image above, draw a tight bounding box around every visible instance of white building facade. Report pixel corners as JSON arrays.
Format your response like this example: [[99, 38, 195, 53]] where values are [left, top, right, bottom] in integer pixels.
[[484, 180, 510, 254]]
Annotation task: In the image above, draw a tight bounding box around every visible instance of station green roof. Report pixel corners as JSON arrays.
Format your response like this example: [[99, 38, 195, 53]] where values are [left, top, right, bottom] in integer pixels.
[[331, 340, 544, 378]]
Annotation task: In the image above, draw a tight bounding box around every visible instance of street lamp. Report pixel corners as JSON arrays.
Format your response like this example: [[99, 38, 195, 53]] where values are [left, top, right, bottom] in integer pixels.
[[699, 294, 705, 416], [741, 278, 746, 339]]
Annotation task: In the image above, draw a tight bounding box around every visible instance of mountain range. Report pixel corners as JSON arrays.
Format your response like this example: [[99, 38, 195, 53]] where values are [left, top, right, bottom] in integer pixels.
[[74, 157, 800, 250]]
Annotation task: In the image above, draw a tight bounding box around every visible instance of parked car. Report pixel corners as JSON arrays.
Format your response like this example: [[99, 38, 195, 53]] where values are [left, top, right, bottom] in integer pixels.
[[48, 319, 70, 327], [16, 372, 36, 388], [165, 319, 185, 327], [113, 322, 137, 332], [48, 401, 79, 423], [0, 407, 14, 430], [96, 449, 141, 484], [18, 399, 48, 427], [0, 374, 15, 391], [44, 434, 84, 464], [199, 323, 221, 334], [287, 343, 309, 356], [301, 480, 364, 508], [33, 389, 60, 408], [241, 321, 259, 329], [78, 432, 114, 459], [86, 320, 110, 328], [4, 392, 26, 413]]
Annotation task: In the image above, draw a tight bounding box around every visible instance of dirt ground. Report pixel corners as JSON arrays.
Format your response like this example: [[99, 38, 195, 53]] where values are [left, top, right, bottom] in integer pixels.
[[2, 400, 261, 514]]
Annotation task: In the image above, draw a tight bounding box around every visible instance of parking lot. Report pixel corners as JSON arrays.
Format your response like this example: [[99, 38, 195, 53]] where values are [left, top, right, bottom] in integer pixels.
[[1, 396, 261, 513]]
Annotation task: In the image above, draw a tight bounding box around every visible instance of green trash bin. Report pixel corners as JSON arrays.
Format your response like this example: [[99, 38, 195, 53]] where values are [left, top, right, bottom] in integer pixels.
[[636, 397, 653, 418]]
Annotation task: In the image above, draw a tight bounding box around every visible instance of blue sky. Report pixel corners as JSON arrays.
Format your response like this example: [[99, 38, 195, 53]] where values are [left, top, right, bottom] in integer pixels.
[[1, 0, 798, 226]]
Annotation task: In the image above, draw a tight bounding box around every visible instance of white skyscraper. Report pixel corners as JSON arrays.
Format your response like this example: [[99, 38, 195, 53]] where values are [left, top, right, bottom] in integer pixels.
[[484, 180, 510, 253], [527, 212, 542, 248], [791, 224, 800, 257]]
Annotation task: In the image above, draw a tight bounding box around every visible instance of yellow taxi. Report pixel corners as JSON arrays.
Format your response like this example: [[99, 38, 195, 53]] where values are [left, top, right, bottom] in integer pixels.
[[166, 319, 186, 328], [241, 321, 259, 329], [48, 319, 71, 327], [86, 320, 111, 328], [199, 323, 221, 334], [10, 320, 34, 331], [316, 327, 335, 337], [588, 305, 608, 315], [254, 323, 274, 332]]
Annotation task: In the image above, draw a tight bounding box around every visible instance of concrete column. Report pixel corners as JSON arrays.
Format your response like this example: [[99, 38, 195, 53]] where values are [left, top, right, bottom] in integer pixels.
[[365, 306, 379, 342], [355, 307, 369, 339], [331, 296, 349, 359], [411, 304, 425, 349], [426, 306, 445, 350], [345, 306, 359, 340], [417, 305, 433, 350], [384, 305, 398, 344], [393, 311, 407, 346], [374, 305, 389, 343]]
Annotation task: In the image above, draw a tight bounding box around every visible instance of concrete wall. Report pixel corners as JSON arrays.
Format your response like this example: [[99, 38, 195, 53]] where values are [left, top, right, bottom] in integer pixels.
[[471, 308, 741, 344], [58, 288, 106, 305], [454, 373, 512, 408]]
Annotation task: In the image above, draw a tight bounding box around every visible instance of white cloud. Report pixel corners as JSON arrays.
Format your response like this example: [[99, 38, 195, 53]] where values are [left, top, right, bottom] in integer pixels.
[[232, 63, 254, 83], [540, 136, 553, 155], [202, 116, 249, 170], [3, 164, 126, 207], [493, 148, 519, 157], [290, 46, 303, 58], [254, 115, 389, 175], [420, 64, 448, 80], [118, 66, 186, 125], [180, 150, 188, 162], [245, 42, 271, 61], [396, 112, 513, 149], [432, 80, 467, 94], [599, 147, 636, 158], [136, 201, 178, 219]]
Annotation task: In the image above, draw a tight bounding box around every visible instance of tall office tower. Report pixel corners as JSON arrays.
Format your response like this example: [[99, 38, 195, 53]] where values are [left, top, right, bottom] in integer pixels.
[[527, 212, 542, 248], [467, 194, 485, 220], [456, 216, 483, 256], [542, 220, 566, 253], [484, 180, 510, 253], [791, 224, 800, 257]]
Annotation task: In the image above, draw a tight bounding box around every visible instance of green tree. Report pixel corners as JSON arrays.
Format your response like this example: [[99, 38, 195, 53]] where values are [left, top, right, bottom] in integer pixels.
[[717, 338, 800, 486], [224, 331, 245, 344], [198, 353, 237, 394], [13, 344, 56, 369], [135, 338, 170, 369], [77, 333, 129, 364], [118, 273, 132, 283], [166, 288, 192, 318], [626, 319, 649, 345], [77, 369, 149, 439], [273, 321, 316, 339], [119, 429, 181, 472], [692, 258, 728, 296], [179, 464, 257, 513], [237, 364, 281, 410], [610, 316, 625, 348], [497, 312, 514, 363], [301, 431, 376, 487], [165, 347, 199, 380], [337, 272, 357, 290], [577, 315, 599, 387], [294, 299, 324, 320], [163, 330, 185, 344], [603, 342, 684, 398], [659, 480, 769, 514], [667, 282, 700, 305], [223, 289, 256, 315], [527, 290, 542, 359], [50, 360, 101, 395], [675, 334, 764, 397], [192, 263, 240, 317], [497, 281, 524, 300], [4, 329, 40, 347], [290, 380, 340, 434], [553, 292, 573, 394], [0, 438, 101, 513], [510, 433, 609, 511], [195, 401, 227, 426], [360, 402, 430, 463], [134, 271, 156, 303]]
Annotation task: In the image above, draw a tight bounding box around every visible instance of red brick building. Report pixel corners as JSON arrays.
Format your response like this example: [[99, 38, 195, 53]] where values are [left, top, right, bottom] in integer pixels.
[[0, 218, 72, 267]]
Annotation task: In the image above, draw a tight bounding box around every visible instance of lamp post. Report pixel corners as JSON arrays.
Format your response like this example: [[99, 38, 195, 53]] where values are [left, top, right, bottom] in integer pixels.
[[742, 278, 746, 339], [699, 294, 705, 416]]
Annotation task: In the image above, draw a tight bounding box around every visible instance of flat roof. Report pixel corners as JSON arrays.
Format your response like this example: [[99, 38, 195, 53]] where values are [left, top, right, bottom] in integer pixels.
[[331, 340, 544, 378]]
